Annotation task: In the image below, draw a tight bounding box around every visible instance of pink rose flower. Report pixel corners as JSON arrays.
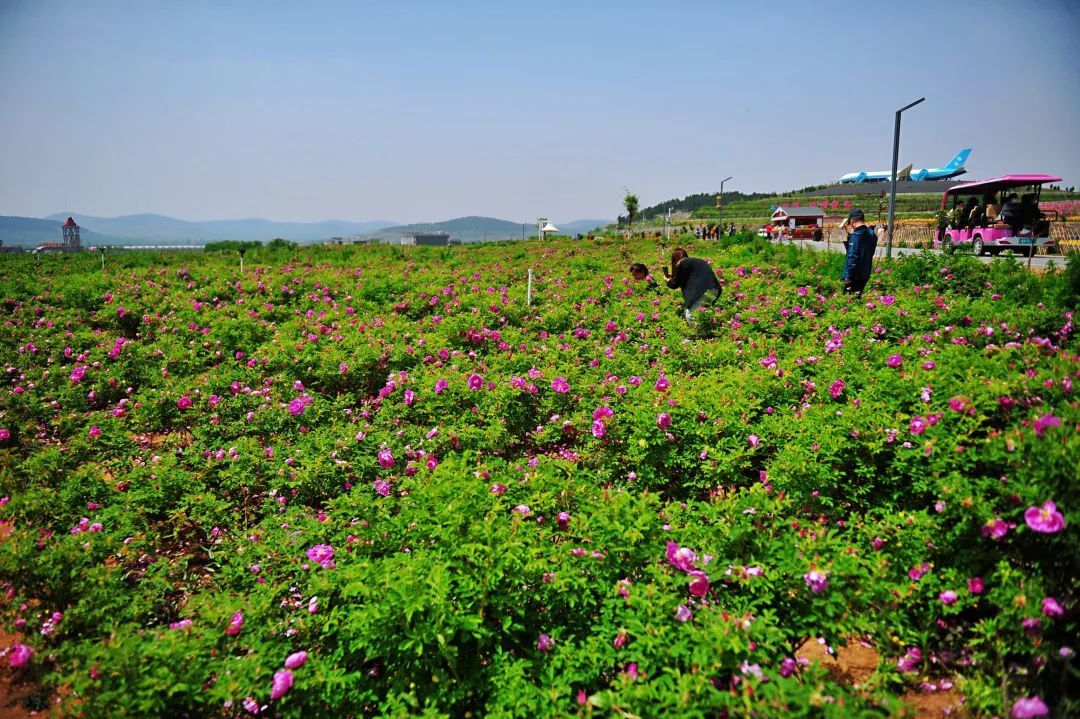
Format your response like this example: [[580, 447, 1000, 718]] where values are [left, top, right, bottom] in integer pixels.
[[8, 643, 32, 668], [1032, 414, 1060, 438], [270, 669, 293, 701], [1041, 597, 1064, 617], [1025, 501, 1065, 534], [688, 571, 710, 597], [225, 610, 244, 636], [665, 542, 698, 572], [177, 396, 193, 410], [804, 570, 829, 593], [909, 562, 931, 581], [305, 545, 335, 569], [284, 651, 308, 669], [1011, 696, 1049, 718], [551, 377, 570, 393], [656, 413, 672, 430], [537, 633, 554, 653], [897, 647, 922, 673]]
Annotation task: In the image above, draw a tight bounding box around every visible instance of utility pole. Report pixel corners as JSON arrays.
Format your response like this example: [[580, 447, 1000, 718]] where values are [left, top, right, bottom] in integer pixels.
[[887, 98, 925, 258], [718, 176, 733, 233]]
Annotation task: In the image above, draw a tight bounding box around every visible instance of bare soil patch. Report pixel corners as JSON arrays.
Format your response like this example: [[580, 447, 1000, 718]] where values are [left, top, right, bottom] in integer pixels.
[[1, 630, 47, 718], [797, 638, 966, 718]]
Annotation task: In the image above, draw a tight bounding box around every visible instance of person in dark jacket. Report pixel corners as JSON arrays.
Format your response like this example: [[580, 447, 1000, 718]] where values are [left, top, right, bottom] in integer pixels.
[[841, 209, 877, 295], [662, 247, 722, 323], [1000, 193, 1022, 235]]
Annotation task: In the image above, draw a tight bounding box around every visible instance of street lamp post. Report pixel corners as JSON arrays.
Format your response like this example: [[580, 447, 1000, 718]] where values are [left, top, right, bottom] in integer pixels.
[[718, 176, 733, 233], [886, 98, 925, 258]]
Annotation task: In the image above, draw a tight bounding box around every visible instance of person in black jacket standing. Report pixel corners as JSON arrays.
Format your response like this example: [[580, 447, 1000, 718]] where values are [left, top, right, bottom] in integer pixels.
[[662, 247, 722, 323], [841, 209, 877, 295]]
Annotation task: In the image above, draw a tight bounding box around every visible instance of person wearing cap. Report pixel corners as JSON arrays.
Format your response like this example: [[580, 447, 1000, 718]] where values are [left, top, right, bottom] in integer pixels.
[[841, 208, 877, 295]]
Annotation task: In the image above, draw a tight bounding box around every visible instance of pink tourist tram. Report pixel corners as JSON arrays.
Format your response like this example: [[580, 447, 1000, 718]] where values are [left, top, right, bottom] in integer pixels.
[[939, 174, 1061, 256]]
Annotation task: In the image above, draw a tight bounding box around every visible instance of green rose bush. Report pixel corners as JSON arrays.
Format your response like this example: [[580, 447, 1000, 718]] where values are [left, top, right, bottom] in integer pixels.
[[0, 239, 1075, 717]]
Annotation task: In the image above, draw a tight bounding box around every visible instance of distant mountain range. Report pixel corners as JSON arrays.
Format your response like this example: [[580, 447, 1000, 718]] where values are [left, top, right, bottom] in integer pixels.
[[44, 213, 396, 244], [0, 213, 611, 248]]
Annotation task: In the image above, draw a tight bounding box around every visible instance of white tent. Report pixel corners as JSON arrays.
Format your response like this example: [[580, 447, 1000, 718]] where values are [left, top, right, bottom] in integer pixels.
[[541, 222, 560, 234]]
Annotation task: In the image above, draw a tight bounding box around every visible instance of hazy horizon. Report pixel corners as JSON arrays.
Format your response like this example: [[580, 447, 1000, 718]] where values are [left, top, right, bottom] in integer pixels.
[[2, 0, 1077, 224]]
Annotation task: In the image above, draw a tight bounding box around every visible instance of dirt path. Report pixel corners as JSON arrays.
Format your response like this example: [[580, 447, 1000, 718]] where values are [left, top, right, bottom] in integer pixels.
[[797, 638, 967, 718], [1, 520, 51, 717], [1, 631, 41, 718]]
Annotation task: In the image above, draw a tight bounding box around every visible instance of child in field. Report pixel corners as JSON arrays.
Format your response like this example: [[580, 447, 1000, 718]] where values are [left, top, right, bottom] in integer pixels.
[[629, 263, 660, 292]]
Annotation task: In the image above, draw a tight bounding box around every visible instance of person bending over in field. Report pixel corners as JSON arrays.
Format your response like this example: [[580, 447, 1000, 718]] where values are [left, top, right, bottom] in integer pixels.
[[661, 247, 722, 324], [629, 262, 660, 292]]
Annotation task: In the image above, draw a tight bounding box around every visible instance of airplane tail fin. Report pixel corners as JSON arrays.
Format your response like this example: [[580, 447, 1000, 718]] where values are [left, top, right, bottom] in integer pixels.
[[944, 148, 972, 171]]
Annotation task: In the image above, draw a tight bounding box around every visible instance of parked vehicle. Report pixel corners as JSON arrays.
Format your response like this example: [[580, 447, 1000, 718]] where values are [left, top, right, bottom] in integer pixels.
[[788, 224, 824, 241], [938, 174, 1061, 256]]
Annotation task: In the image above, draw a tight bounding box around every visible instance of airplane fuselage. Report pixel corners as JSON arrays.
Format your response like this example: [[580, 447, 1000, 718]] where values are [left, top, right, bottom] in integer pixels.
[[839, 168, 968, 183], [838, 149, 971, 184]]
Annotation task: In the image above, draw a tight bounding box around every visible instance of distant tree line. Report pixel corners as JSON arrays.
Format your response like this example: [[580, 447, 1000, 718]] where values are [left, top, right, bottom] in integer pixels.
[[203, 238, 298, 252], [638, 191, 775, 219]]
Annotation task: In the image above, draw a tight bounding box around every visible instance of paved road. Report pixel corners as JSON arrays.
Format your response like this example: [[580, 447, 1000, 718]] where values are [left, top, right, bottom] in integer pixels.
[[779, 237, 1062, 271]]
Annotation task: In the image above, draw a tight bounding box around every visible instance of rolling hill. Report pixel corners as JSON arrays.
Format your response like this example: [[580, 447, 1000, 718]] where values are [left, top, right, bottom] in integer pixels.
[[1, 213, 613, 248], [41, 213, 397, 244], [0, 216, 111, 247]]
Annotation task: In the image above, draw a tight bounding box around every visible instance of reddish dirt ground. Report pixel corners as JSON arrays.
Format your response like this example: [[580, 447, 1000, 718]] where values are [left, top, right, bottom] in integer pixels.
[[797, 637, 967, 718], [1, 521, 52, 717], [1, 630, 41, 718]]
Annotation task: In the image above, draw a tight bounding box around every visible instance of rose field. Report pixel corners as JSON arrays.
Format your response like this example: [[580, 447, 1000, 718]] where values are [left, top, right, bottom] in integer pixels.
[[0, 235, 1077, 718]]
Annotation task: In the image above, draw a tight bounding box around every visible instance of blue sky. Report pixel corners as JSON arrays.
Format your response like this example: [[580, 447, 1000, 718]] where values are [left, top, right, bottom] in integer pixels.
[[1, 0, 1077, 223]]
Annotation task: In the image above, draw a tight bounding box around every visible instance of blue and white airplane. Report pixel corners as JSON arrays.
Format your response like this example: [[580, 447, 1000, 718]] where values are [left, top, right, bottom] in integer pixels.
[[838, 148, 972, 184]]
